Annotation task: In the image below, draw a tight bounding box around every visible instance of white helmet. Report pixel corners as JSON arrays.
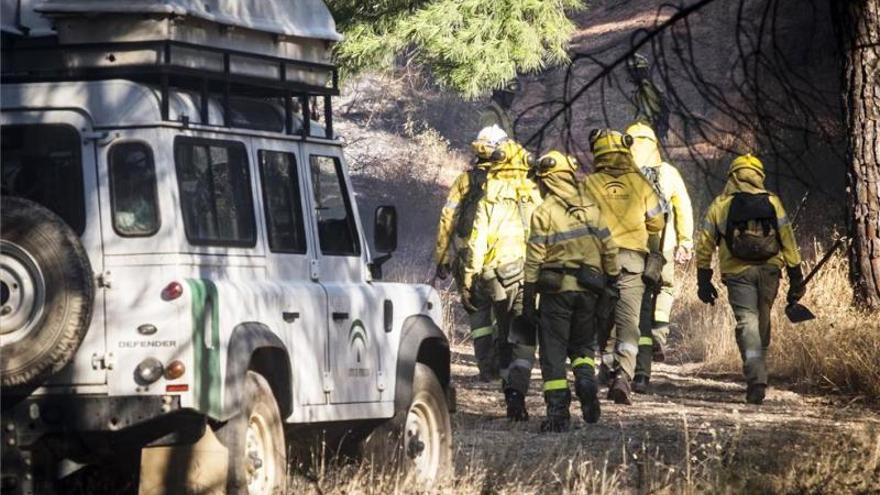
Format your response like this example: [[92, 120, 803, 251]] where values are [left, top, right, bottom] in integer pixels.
[[475, 125, 508, 146]]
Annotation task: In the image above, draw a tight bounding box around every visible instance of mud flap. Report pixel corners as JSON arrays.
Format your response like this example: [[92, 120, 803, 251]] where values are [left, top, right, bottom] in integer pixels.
[[138, 426, 228, 495]]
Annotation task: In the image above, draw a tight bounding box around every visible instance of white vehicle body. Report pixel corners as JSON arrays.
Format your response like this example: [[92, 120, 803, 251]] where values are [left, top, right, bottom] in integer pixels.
[[1, 78, 449, 419]]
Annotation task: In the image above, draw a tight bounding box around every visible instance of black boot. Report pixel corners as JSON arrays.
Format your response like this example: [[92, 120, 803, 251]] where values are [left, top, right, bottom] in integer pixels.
[[574, 374, 601, 424], [746, 383, 766, 405], [607, 371, 633, 405], [505, 389, 529, 421], [539, 389, 571, 433], [632, 374, 650, 394]]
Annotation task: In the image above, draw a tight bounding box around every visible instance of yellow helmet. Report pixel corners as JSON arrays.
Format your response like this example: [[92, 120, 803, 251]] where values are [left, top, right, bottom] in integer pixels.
[[536, 151, 578, 178], [489, 140, 531, 172], [589, 129, 634, 158], [625, 122, 657, 142], [729, 153, 765, 178]]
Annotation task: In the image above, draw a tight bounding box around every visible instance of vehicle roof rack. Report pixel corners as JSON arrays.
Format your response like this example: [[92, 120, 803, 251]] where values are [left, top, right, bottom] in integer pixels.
[[1, 38, 339, 138]]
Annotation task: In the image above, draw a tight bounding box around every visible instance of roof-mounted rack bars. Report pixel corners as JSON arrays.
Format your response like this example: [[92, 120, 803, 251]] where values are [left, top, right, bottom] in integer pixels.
[[1, 38, 339, 138]]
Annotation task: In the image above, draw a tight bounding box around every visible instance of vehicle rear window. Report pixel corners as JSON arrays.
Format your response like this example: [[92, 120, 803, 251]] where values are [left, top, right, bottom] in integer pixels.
[[0, 125, 85, 234], [309, 155, 360, 256], [109, 143, 160, 237], [259, 150, 307, 254], [174, 137, 256, 247]]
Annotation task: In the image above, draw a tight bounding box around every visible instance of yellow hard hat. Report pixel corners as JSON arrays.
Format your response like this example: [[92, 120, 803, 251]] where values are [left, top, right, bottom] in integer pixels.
[[536, 151, 578, 178], [589, 129, 634, 158], [489, 140, 531, 172], [625, 122, 657, 142], [729, 153, 765, 178]]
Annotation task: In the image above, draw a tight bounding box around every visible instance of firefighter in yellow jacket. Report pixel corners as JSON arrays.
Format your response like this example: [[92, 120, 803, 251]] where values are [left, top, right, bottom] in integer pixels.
[[433, 126, 508, 381], [525, 151, 619, 432], [581, 129, 665, 405], [695, 154, 804, 404], [625, 122, 694, 392], [462, 138, 541, 421]]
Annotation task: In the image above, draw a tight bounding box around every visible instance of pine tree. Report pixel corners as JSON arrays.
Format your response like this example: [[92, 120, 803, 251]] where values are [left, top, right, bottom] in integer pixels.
[[328, 0, 584, 98]]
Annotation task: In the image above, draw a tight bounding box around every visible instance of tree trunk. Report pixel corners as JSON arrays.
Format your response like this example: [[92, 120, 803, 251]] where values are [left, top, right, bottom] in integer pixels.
[[839, 0, 880, 307]]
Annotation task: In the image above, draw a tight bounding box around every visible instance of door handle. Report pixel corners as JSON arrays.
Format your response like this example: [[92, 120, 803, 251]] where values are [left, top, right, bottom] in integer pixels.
[[282, 312, 300, 323], [332, 312, 349, 321]]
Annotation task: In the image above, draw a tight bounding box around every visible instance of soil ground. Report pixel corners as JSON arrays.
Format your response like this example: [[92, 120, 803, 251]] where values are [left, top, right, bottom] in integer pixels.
[[449, 341, 880, 488]]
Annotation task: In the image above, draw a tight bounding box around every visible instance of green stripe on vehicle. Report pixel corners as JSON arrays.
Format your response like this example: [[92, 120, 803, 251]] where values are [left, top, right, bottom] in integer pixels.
[[187, 279, 222, 418]]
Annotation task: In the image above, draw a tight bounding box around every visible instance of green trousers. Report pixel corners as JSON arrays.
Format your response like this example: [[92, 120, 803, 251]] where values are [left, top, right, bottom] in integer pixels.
[[455, 253, 499, 376], [634, 286, 657, 380], [611, 250, 647, 380], [466, 283, 498, 377], [652, 248, 676, 344], [723, 265, 781, 386], [486, 280, 535, 396], [538, 291, 598, 390]]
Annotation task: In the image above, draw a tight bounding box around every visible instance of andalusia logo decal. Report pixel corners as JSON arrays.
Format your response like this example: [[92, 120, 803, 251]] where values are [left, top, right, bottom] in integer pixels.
[[347, 319, 371, 377]]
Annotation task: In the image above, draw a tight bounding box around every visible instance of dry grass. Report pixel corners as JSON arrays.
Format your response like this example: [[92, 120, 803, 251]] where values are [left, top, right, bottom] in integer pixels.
[[676, 240, 880, 401], [282, 422, 880, 494]]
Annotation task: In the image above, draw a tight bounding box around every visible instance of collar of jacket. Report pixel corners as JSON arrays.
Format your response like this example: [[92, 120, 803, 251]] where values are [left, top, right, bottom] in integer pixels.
[[541, 173, 577, 201], [722, 169, 766, 196], [593, 152, 638, 177]]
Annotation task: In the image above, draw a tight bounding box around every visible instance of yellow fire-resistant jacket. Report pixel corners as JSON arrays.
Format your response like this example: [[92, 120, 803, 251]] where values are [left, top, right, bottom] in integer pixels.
[[464, 173, 541, 288], [647, 162, 694, 252], [580, 154, 665, 254], [434, 169, 475, 265], [696, 191, 801, 275], [525, 192, 620, 293]]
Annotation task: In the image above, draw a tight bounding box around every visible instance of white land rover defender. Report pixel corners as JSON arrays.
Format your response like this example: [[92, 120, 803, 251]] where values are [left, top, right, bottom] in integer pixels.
[[0, 1, 454, 493]]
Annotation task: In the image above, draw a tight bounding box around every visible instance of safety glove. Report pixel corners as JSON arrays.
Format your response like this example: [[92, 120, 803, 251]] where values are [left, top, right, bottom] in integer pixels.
[[786, 264, 806, 304], [523, 283, 538, 327], [435, 262, 451, 281], [697, 268, 718, 305]]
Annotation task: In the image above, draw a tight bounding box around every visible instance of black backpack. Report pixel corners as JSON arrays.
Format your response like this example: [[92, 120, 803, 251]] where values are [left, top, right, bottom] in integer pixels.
[[724, 193, 781, 262], [454, 167, 488, 238]]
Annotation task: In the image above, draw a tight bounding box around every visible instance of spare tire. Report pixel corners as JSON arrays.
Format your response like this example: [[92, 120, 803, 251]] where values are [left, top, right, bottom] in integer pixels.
[[1, 196, 94, 387]]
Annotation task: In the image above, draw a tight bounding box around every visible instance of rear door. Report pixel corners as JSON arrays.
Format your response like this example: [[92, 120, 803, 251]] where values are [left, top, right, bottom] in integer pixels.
[[0, 111, 107, 386], [305, 145, 385, 404], [251, 140, 329, 408]]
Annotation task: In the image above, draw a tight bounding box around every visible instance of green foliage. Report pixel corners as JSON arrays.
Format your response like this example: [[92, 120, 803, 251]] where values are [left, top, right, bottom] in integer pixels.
[[328, 0, 584, 98]]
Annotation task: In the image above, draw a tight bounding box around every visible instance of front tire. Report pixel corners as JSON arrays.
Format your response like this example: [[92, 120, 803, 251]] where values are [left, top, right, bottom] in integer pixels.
[[215, 371, 286, 494], [362, 363, 452, 484]]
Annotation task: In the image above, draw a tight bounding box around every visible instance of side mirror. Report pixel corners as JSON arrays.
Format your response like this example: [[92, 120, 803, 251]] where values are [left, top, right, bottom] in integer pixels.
[[370, 206, 397, 280], [374, 205, 398, 253]]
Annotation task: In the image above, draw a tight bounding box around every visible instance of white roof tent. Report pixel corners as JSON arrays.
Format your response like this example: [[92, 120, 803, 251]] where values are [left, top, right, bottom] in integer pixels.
[[1, 0, 343, 137]]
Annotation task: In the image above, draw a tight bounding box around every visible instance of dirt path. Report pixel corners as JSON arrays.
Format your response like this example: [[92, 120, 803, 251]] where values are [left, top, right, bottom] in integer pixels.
[[449, 343, 880, 490]]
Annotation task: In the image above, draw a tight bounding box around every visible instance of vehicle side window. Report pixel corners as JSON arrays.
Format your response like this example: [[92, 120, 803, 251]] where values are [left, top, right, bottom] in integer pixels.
[[259, 150, 307, 254], [174, 137, 256, 247], [109, 143, 160, 237], [308, 155, 360, 256], [0, 125, 85, 234]]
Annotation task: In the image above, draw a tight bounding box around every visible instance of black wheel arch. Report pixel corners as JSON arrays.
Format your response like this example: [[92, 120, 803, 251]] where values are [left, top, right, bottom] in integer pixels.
[[394, 315, 451, 413], [224, 322, 293, 419]]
